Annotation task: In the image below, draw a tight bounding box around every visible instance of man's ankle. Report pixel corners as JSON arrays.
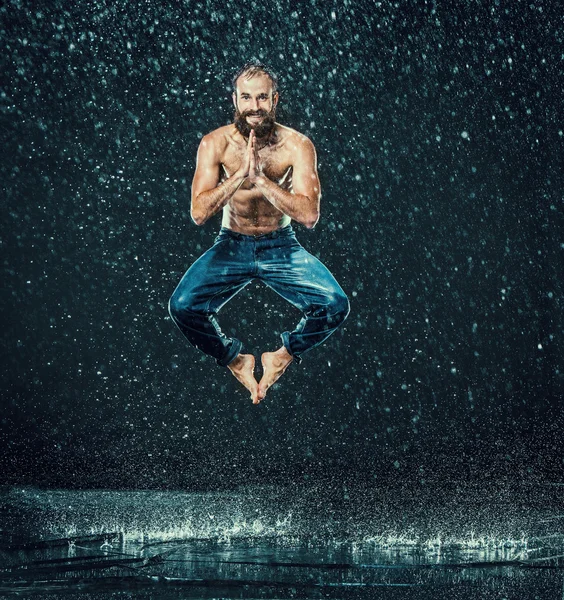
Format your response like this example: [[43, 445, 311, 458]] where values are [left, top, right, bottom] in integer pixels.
[[275, 346, 293, 361], [228, 353, 244, 369]]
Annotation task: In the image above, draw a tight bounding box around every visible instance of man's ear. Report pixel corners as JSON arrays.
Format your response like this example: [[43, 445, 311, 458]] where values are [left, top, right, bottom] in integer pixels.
[[232, 92, 237, 109], [273, 91, 279, 108]]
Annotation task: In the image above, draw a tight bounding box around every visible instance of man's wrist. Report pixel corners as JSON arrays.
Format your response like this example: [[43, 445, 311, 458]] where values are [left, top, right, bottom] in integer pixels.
[[250, 173, 267, 186]]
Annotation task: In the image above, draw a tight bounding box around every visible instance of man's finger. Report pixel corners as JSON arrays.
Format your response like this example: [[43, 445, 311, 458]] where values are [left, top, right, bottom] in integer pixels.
[[254, 138, 260, 161]]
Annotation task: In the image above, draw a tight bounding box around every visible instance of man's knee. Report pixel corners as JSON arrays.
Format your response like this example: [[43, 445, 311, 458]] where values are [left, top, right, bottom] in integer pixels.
[[328, 291, 350, 325], [168, 293, 181, 322], [168, 291, 197, 323]]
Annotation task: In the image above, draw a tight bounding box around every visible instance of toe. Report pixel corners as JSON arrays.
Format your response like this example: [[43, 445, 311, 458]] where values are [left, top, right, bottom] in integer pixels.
[[252, 389, 263, 404], [258, 380, 267, 396]]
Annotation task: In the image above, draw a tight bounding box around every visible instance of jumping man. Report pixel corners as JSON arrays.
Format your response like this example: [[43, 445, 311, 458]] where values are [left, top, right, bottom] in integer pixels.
[[169, 62, 350, 404]]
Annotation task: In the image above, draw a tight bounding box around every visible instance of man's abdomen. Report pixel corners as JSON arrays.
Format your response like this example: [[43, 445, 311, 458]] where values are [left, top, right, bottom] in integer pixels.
[[221, 200, 291, 236]]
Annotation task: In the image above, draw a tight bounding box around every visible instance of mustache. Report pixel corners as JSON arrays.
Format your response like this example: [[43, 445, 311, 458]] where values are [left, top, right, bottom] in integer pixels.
[[234, 106, 276, 138], [242, 109, 269, 118]]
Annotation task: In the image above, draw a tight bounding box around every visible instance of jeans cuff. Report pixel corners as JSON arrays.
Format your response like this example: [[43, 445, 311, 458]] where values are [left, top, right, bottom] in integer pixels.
[[281, 332, 302, 365], [217, 338, 243, 367]]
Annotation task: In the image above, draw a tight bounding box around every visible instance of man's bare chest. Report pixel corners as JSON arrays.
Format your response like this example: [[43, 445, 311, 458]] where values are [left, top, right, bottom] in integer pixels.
[[221, 144, 293, 185]]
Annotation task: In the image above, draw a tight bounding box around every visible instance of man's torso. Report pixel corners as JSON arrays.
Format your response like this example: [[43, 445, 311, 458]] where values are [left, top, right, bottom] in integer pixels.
[[212, 124, 299, 236]]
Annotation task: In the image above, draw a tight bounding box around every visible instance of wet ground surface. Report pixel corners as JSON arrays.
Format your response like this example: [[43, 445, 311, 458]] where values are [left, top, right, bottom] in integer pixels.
[[0, 479, 562, 598]]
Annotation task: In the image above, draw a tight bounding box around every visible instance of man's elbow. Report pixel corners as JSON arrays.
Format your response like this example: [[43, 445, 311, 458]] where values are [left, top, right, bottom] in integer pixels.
[[190, 195, 207, 225], [191, 209, 206, 226], [303, 211, 319, 229]]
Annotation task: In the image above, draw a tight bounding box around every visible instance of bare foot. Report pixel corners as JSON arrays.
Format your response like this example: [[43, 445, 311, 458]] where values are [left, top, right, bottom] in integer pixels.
[[227, 354, 260, 404], [258, 346, 293, 399]]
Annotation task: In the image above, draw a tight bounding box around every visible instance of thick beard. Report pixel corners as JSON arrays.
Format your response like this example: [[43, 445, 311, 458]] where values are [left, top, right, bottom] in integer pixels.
[[234, 108, 276, 139]]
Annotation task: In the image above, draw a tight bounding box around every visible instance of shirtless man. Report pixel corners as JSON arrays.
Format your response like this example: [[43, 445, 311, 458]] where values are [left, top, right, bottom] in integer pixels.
[[169, 62, 349, 404]]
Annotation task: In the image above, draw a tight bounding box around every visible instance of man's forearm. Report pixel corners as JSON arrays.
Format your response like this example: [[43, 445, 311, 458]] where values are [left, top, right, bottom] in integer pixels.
[[191, 172, 246, 225], [253, 176, 319, 229]]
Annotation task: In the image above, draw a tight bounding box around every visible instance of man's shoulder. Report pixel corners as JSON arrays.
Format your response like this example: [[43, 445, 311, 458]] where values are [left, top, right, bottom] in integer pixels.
[[276, 124, 313, 145], [200, 124, 239, 149], [275, 125, 316, 158]]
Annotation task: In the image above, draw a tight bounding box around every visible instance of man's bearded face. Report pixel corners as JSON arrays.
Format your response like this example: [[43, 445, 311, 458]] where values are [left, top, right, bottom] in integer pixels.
[[234, 106, 276, 139]]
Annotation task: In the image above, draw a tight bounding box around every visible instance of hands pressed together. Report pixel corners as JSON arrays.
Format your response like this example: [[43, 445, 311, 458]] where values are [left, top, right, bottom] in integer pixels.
[[237, 129, 263, 184]]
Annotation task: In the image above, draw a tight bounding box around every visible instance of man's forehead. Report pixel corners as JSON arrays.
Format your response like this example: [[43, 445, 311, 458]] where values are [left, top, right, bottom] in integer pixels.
[[235, 73, 274, 95]]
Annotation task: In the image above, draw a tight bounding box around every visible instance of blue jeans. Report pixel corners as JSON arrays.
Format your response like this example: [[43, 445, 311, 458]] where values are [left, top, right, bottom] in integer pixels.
[[168, 225, 350, 366]]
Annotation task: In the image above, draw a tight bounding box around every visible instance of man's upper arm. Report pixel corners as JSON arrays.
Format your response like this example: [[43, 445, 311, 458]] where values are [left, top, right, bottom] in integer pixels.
[[291, 136, 321, 205], [191, 134, 220, 205]]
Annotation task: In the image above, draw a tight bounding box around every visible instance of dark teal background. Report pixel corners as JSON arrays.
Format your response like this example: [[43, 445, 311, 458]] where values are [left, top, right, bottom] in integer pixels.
[[2, 0, 562, 488]]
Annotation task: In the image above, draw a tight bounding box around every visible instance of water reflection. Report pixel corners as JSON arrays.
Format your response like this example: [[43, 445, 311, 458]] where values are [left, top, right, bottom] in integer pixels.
[[0, 483, 562, 598]]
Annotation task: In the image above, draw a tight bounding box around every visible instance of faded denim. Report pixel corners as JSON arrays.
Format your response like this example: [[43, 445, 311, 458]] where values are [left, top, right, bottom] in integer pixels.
[[168, 225, 349, 366]]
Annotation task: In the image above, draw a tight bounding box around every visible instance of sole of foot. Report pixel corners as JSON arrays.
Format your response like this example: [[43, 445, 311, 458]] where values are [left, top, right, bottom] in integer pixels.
[[227, 354, 260, 403], [258, 349, 293, 398]]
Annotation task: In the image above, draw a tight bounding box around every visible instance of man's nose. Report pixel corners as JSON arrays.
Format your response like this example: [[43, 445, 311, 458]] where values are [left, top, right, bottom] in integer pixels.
[[250, 98, 259, 110]]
